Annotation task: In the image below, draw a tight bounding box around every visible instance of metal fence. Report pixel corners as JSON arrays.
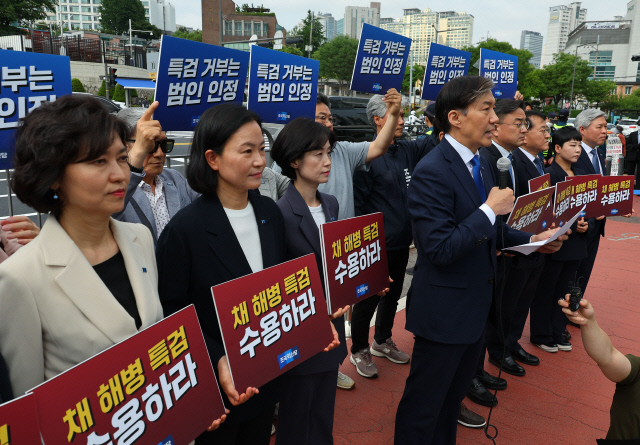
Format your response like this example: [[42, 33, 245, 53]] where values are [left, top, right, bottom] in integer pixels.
[[0, 29, 147, 69]]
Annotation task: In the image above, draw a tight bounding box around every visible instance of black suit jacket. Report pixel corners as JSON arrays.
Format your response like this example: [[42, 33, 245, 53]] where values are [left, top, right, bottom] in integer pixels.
[[512, 148, 543, 199], [479, 144, 510, 188], [626, 131, 639, 161], [276, 183, 347, 375], [574, 145, 607, 238], [546, 162, 589, 262], [406, 137, 531, 344], [156, 192, 285, 422]]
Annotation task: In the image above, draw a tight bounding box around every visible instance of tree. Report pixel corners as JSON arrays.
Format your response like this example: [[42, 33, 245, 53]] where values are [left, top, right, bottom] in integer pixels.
[[582, 79, 617, 108], [112, 84, 126, 102], [277, 46, 303, 57], [535, 52, 592, 106], [71, 78, 86, 93], [0, 0, 56, 33], [290, 10, 325, 55], [313, 35, 358, 95], [402, 64, 425, 96], [97, 80, 107, 98], [461, 38, 536, 99], [173, 27, 202, 42], [99, 0, 161, 38]]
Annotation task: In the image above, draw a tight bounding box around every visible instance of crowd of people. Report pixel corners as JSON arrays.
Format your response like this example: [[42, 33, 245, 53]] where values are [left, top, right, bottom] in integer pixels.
[[0, 75, 637, 445]]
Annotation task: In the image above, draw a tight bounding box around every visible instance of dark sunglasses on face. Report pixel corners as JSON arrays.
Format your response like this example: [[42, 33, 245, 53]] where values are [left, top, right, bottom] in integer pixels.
[[126, 138, 175, 154]]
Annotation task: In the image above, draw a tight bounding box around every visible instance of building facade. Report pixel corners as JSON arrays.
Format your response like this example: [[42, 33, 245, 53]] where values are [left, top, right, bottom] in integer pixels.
[[521, 30, 544, 68], [564, 0, 640, 94], [344, 4, 380, 40], [380, 8, 473, 66], [541, 2, 587, 67], [317, 12, 337, 41], [202, 0, 279, 46]]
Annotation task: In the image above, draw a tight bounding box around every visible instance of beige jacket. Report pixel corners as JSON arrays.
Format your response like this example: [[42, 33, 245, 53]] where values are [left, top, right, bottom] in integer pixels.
[[0, 216, 163, 396]]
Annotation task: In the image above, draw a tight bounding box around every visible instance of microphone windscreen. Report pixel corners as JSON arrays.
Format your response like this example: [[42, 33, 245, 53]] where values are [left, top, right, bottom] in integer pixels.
[[497, 156, 511, 172]]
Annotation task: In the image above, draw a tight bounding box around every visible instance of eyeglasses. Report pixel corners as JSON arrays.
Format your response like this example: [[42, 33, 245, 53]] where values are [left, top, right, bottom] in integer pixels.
[[315, 115, 337, 125], [528, 128, 551, 136], [126, 138, 175, 154], [497, 120, 530, 130]]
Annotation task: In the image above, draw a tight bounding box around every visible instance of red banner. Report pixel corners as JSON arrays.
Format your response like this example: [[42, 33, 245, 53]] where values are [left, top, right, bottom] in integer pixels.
[[0, 394, 42, 444], [30, 306, 224, 445], [319, 213, 389, 313], [559, 175, 633, 218], [212, 254, 333, 392], [528, 173, 551, 193], [507, 186, 555, 233]]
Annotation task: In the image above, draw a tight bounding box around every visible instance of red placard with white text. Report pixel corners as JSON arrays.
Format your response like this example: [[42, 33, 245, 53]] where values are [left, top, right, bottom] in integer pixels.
[[212, 254, 333, 392], [528, 173, 551, 193], [0, 394, 42, 444], [507, 186, 555, 232], [560, 175, 633, 218], [320, 213, 389, 313], [30, 306, 224, 445]]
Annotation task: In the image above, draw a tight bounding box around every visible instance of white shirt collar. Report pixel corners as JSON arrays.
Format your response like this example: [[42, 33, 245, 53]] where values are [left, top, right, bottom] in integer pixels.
[[445, 134, 476, 166], [581, 141, 596, 155], [518, 147, 537, 163], [492, 141, 511, 158]]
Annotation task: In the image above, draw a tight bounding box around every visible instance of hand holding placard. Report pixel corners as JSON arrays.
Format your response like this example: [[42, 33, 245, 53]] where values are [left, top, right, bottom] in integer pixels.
[[216, 355, 259, 406], [384, 88, 402, 117]]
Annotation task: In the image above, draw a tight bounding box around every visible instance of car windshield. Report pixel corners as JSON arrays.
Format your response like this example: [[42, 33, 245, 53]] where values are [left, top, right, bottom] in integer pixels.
[[619, 120, 637, 125]]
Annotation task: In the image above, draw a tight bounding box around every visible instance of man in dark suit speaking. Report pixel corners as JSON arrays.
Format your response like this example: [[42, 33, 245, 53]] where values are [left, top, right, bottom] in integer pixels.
[[394, 76, 568, 445]]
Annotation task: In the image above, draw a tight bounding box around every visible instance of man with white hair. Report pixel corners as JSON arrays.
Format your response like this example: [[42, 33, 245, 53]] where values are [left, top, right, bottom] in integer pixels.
[[573, 109, 607, 294], [350, 94, 432, 380]]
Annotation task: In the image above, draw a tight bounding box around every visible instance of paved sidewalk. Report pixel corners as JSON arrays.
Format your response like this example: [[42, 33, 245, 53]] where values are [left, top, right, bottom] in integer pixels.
[[329, 215, 640, 445]]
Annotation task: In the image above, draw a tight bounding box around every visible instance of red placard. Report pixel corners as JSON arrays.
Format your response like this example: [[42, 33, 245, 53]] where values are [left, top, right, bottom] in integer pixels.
[[212, 254, 333, 392], [559, 175, 633, 218], [0, 394, 42, 444], [319, 213, 389, 313], [30, 306, 224, 445], [507, 187, 555, 233], [594, 175, 634, 216], [528, 173, 551, 193]]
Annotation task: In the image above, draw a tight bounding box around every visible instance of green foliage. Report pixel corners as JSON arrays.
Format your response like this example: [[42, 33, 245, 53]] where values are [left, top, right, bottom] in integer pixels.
[[402, 64, 426, 96], [290, 10, 325, 54], [234, 3, 273, 14], [0, 0, 56, 33], [112, 84, 126, 102], [582, 79, 617, 106], [99, 0, 161, 38], [71, 78, 86, 93], [277, 46, 304, 57], [173, 27, 202, 42], [313, 35, 358, 92], [461, 39, 536, 98], [97, 80, 106, 97]]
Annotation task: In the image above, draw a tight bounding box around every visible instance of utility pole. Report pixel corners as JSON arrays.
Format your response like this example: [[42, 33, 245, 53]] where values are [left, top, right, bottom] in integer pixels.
[[308, 12, 314, 58], [409, 52, 413, 109], [593, 35, 600, 79], [102, 39, 110, 100]]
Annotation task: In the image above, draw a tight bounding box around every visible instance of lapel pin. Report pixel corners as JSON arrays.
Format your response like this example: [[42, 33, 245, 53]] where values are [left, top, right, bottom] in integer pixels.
[[142, 267, 147, 273], [262, 220, 266, 224]]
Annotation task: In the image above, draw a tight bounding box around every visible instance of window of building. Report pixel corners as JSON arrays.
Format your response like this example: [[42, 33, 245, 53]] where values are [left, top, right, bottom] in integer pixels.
[[82, 23, 91, 29], [82, 15, 92, 20], [61, 5, 68, 11], [244, 21, 251, 36], [224, 21, 232, 35], [263, 23, 268, 35], [235, 21, 242, 36], [589, 65, 615, 80], [589, 50, 613, 66], [81, 6, 91, 12], [253, 21, 261, 36], [70, 14, 80, 20], [93, 0, 100, 4], [70, 6, 79, 11], [625, 86, 632, 95]]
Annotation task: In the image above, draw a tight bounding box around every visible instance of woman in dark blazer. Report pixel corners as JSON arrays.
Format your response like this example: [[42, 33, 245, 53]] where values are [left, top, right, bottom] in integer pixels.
[[156, 104, 284, 445], [531, 126, 591, 352], [270, 118, 349, 445]]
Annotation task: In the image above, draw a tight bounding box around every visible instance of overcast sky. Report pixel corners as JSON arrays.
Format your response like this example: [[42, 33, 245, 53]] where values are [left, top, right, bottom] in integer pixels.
[[175, 0, 628, 48]]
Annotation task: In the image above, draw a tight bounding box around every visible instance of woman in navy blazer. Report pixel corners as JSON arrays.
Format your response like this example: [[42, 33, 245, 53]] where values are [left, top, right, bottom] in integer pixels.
[[156, 104, 285, 445], [271, 118, 348, 445], [531, 127, 591, 351]]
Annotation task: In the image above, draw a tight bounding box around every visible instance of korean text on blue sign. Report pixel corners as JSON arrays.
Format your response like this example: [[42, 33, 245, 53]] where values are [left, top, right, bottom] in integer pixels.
[[479, 48, 518, 99], [350, 23, 411, 94], [421, 43, 470, 100], [0, 49, 71, 170], [247, 45, 318, 124], [154, 35, 249, 131]]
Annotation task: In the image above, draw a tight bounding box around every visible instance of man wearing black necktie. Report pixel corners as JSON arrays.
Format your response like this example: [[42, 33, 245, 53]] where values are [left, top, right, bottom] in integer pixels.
[[488, 111, 550, 371], [394, 76, 567, 445], [573, 109, 608, 295]]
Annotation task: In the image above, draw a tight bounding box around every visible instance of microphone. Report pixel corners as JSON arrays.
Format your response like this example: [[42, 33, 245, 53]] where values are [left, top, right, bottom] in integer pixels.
[[496, 157, 511, 190]]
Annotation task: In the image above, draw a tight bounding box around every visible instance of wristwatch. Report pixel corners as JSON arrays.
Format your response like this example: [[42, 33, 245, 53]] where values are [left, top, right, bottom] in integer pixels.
[[127, 162, 144, 174]]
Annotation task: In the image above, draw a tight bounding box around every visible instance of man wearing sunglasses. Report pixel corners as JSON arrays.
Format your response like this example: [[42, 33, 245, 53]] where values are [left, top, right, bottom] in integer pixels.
[[113, 103, 199, 244]]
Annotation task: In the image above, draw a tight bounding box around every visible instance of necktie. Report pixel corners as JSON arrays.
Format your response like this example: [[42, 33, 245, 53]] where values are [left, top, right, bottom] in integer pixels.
[[470, 155, 487, 202], [507, 153, 515, 186], [591, 150, 601, 174], [533, 157, 545, 176]]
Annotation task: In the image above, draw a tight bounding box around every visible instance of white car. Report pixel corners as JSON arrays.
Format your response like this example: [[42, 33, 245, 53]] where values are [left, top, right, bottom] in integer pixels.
[[617, 119, 639, 136]]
